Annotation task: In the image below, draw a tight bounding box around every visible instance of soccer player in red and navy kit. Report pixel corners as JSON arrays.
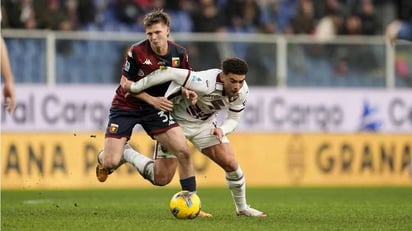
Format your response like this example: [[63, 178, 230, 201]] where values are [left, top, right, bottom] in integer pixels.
[[96, 9, 211, 217]]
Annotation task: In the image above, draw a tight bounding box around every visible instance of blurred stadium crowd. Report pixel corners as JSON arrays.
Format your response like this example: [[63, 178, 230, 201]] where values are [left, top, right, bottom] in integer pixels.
[[1, 0, 411, 35]]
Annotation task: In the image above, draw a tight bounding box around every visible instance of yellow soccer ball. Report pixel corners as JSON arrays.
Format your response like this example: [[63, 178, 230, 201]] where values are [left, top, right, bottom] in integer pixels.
[[169, 191, 201, 219]]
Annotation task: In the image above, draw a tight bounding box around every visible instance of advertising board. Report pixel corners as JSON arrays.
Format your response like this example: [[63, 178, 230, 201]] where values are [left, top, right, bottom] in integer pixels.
[[2, 133, 410, 189], [2, 86, 411, 133]]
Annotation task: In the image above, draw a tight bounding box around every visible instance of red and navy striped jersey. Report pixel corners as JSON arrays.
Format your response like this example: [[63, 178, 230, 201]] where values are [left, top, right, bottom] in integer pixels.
[[112, 39, 191, 109]]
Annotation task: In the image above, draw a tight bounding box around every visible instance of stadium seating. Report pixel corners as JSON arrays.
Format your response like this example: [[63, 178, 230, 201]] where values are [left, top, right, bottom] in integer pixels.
[[3, 36, 410, 88]]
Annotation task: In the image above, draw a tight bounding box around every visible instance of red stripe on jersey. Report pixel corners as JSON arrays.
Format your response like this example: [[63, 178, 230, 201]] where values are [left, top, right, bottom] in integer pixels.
[[216, 73, 223, 83], [182, 70, 191, 87]]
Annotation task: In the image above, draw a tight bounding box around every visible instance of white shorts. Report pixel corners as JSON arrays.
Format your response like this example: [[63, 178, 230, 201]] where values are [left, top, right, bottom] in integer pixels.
[[181, 119, 229, 151], [154, 119, 229, 159]]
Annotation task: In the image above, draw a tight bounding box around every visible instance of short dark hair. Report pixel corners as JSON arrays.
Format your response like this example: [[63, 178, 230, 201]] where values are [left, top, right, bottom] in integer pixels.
[[221, 57, 248, 75], [143, 9, 171, 28]]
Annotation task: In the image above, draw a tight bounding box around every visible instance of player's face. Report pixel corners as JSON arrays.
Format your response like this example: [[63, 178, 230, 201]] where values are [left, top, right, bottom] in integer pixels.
[[221, 73, 245, 98], [146, 22, 170, 55]]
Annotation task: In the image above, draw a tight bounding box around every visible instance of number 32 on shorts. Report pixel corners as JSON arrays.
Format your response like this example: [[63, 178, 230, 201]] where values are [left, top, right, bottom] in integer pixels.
[[158, 111, 176, 125]]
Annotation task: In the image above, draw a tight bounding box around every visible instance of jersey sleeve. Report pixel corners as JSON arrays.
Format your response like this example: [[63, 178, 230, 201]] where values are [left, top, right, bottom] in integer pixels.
[[122, 47, 140, 80], [130, 67, 191, 93], [181, 52, 192, 70], [130, 67, 218, 95], [183, 69, 220, 95], [220, 84, 249, 135]]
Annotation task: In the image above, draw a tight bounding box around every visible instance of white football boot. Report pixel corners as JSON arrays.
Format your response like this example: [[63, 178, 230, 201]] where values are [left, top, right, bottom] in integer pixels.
[[236, 205, 267, 217]]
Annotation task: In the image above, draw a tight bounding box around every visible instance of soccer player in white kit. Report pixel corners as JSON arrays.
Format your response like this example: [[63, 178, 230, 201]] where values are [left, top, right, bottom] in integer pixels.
[[122, 57, 266, 217]]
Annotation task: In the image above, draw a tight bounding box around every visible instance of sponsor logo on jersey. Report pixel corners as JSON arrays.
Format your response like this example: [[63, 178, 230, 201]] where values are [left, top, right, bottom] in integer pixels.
[[190, 75, 202, 82], [109, 123, 119, 133], [172, 57, 180, 67], [203, 95, 222, 100], [143, 59, 152, 65]]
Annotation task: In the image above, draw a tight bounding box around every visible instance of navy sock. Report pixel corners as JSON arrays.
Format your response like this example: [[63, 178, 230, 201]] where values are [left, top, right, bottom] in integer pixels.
[[180, 176, 196, 192]]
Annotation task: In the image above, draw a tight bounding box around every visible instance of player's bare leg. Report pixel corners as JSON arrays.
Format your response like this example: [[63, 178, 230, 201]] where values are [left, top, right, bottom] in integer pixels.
[[123, 127, 190, 186], [96, 137, 127, 182], [124, 140, 213, 217], [154, 127, 195, 180], [123, 142, 177, 185], [154, 128, 214, 217], [202, 143, 266, 217], [123, 127, 195, 186]]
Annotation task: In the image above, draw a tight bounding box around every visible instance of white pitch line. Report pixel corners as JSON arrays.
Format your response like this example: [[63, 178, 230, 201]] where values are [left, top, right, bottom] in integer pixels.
[[22, 199, 53, 205]]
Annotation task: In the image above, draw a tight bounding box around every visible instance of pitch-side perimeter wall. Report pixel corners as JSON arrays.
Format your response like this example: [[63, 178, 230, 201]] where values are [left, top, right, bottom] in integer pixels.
[[2, 132, 411, 189]]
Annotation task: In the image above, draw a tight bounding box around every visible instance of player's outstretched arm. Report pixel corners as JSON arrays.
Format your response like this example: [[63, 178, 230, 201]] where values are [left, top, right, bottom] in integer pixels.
[[126, 67, 190, 93], [121, 67, 214, 95]]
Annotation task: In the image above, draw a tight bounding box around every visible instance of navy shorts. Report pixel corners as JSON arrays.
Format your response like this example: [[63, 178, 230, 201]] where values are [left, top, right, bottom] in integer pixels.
[[105, 106, 179, 140]]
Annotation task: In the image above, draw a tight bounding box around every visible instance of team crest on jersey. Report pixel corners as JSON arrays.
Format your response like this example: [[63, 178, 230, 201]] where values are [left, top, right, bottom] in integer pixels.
[[143, 58, 152, 65], [172, 57, 180, 67], [109, 123, 119, 133]]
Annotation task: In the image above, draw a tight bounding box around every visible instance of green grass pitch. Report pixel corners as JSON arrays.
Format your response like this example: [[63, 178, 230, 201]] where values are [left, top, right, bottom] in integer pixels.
[[2, 187, 412, 231]]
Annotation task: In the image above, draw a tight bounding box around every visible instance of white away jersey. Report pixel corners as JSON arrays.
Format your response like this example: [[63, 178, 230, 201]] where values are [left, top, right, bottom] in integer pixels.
[[166, 69, 249, 123]]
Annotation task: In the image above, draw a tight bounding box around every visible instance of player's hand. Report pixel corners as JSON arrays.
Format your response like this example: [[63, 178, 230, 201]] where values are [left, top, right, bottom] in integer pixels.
[[210, 122, 223, 143], [120, 76, 133, 92], [126, 92, 173, 111], [182, 87, 198, 105], [149, 96, 174, 111], [3, 82, 16, 113]]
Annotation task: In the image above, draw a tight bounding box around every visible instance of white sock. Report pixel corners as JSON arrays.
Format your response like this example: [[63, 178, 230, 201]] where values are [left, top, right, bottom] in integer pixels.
[[123, 144, 155, 183], [226, 166, 247, 211]]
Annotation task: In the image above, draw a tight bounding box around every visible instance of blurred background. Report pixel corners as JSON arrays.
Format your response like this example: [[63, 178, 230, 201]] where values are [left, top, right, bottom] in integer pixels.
[[1, 0, 412, 86], [1, 0, 411, 189]]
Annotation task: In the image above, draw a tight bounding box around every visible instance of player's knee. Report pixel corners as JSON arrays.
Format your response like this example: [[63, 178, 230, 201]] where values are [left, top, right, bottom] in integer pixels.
[[171, 145, 191, 160], [222, 159, 238, 172], [153, 163, 176, 186], [101, 153, 122, 169], [154, 175, 174, 186]]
